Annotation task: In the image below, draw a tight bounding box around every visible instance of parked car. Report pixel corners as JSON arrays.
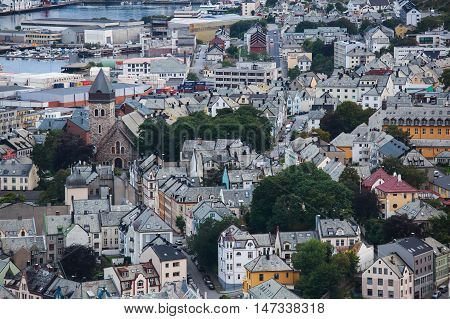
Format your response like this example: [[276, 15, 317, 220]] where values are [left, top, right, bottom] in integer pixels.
[[197, 264, 205, 272], [432, 291, 442, 299], [438, 285, 448, 293]]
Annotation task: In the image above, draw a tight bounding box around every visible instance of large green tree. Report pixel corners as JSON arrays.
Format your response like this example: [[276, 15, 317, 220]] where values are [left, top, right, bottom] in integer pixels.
[[32, 130, 94, 174], [60, 245, 97, 281], [138, 106, 273, 161], [320, 102, 376, 139], [292, 239, 359, 298], [246, 163, 354, 233], [187, 216, 237, 271]]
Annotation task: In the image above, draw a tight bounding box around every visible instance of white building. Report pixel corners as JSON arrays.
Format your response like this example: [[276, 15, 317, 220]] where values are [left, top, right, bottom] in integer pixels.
[[120, 207, 173, 264], [399, 1, 421, 27], [334, 40, 375, 69], [120, 57, 188, 87], [213, 61, 279, 88], [218, 225, 273, 290], [241, 0, 260, 17], [362, 253, 414, 299]]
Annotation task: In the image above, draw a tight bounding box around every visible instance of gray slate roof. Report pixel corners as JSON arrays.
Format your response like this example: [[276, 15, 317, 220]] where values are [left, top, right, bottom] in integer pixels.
[[249, 279, 300, 299], [244, 254, 293, 272]]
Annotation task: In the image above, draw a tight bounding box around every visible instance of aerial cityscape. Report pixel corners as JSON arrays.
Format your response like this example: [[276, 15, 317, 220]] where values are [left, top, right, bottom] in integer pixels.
[[0, 0, 449, 302]]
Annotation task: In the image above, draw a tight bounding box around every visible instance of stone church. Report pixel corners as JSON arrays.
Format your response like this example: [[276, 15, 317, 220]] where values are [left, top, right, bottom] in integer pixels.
[[88, 69, 137, 169]]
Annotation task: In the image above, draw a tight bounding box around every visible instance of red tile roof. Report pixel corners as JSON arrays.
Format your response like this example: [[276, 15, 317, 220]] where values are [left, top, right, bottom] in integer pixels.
[[362, 168, 391, 189], [375, 176, 418, 193]]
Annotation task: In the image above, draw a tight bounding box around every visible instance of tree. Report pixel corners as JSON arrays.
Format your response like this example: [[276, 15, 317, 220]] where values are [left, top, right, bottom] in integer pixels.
[[226, 45, 239, 59], [0, 193, 25, 205], [381, 157, 427, 189], [320, 102, 376, 139], [295, 21, 323, 33], [359, 19, 376, 34], [187, 216, 237, 271], [382, 18, 402, 30], [384, 125, 411, 146], [175, 216, 186, 234], [37, 169, 70, 205], [292, 239, 359, 298], [416, 16, 443, 33], [353, 190, 380, 222], [138, 106, 273, 161], [31, 130, 94, 174], [186, 72, 199, 81], [339, 167, 360, 193], [335, 2, 345, 13], [60, 245, 97, 281], [291, 239, 333, 276], [383, 214, 424, 242], [325, 3, 334, 13], [288, 66, 301, 80], [428, 213, 450, 244], [440, 69, 450, 89], [311, 128, 331, 142], [302, 39, 334, 75], [246, 163, 354, 233], [327, 18, 358, 35]]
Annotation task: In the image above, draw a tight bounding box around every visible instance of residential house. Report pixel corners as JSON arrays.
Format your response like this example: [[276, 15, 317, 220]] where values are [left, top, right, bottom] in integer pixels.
[[139, 244, 187, 286], [218, 225, 274, 290], [187, 199, 233, 236], [104, 262, 160, 297], [423, 237, 449, 287], [0, 158, 39, 191], [362, 253, 414, 299], [248, 278, 300, 299], [0, 258, 20, 284], [378, 236, 434, 298], [5, 265, 57, 299], [316, 215, 361, 252], [242, 254, 299, 296], [120, 207, 173, 265]]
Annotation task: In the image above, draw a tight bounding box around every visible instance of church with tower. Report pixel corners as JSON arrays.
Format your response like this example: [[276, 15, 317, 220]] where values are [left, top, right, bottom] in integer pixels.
[[88, 69, 138, 169]]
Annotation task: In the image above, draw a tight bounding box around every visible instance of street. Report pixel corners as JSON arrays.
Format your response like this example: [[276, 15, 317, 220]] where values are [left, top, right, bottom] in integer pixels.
[[190, 44, 207, 80]]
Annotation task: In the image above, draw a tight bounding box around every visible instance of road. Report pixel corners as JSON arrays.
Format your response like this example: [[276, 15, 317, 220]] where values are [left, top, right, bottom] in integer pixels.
[[173, 235, 220, 299], [190, 44, 207, 80]]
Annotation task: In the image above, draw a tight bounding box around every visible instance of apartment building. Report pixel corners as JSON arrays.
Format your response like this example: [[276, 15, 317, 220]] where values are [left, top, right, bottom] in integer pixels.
[[378, 237, 434, 299], [139, 244, 187, 286], [213, 61, 278, 88], [362, 253, 414, 299], [0, 158, 39, 191], [334, 40, 375, 69]]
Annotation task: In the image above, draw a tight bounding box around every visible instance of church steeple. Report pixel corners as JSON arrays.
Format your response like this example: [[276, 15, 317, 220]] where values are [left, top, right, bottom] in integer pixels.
[[88, 69, 115, 103]]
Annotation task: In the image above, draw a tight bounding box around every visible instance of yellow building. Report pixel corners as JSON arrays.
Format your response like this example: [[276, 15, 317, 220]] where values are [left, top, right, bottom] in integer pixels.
[[381, 107, 450, 159], [242, 254, 299, 294]]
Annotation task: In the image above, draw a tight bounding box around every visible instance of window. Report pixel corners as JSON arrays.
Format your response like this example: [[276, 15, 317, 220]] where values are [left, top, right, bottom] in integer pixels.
[[259, 274, 264, 281]]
